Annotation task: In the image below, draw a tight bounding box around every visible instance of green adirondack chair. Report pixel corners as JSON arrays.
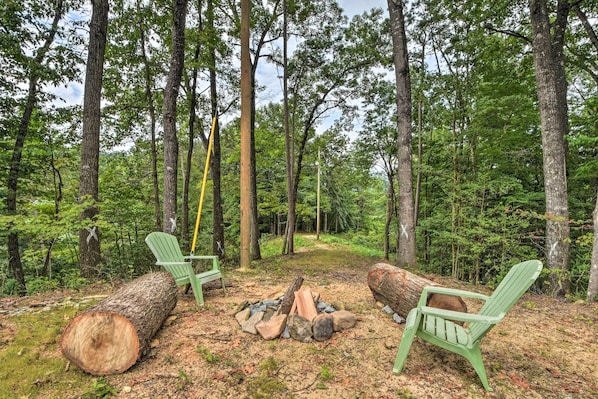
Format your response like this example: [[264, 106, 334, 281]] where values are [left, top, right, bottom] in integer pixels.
[[145, 232, 226, 306], [393, 259, 543, 391]]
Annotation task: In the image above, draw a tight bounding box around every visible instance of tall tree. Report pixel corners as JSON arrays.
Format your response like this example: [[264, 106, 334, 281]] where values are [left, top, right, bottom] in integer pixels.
[[589, 192, 598, 302], [239, 0, 251, 270], [281, 6, 386, 254], [79, 0, 109, 279], [6, 0, 66, 293], [206, 0, 226, 259], [529, 0, 571, 296], [181, 5, 203, 246], [355, 79, 398, 260], [162, 0, 188, 234], [248, 0, 282, 260], [387, 0, 416, 267], [137, 0, 163, 232], [282, 0, 295, 254]]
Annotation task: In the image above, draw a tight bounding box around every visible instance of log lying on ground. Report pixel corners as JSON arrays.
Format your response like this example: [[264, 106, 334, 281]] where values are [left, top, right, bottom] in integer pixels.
[[61, 272, 178, 375], [367, 263, 466, 319]]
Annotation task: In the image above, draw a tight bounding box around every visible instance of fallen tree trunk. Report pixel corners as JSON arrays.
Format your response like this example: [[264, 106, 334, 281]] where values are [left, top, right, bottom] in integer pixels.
[[367, 263, 466, 319], [61, 272, 178, 375]]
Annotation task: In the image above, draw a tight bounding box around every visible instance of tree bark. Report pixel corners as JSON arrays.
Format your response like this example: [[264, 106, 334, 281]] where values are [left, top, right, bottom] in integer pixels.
[[182, 38, 202, 245], [138, 6, 161, 232], [162, 0, 188, 234], [588, 193, 598, 302], [387, 0, 417, 268], [6, 0, 65, 295], [79, 0, 108, 279], [61, 272, 178, 375], [239, 0, 251, 270], [529, 0, 571, 296], [367, 263, 466, 319], [276, 275, 304, 316], [283, 0, 295, 256], [207, 0, 225, 259]]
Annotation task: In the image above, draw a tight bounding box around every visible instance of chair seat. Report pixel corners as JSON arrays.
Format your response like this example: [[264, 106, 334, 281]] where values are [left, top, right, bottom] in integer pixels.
[[421, 314, 471, 346], [197, 269, 223, 282]]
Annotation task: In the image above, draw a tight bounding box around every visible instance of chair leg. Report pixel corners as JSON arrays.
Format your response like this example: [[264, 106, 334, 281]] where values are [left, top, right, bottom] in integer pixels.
[[189, 279, 204, 306], [220, 277, 227, 296], [393, 309, 420, 374], [465, 345, 493, 392]]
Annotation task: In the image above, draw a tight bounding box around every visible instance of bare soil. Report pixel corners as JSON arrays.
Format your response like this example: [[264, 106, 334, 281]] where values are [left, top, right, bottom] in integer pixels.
[[1, 239, 597, 399]]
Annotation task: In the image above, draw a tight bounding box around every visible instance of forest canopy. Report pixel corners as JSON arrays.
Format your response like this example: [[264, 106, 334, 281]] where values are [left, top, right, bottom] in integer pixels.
[[1, 0, 597, 300]]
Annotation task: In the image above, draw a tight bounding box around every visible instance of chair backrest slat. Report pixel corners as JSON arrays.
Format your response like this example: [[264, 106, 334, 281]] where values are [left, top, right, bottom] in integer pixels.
[[469, 260, 542, 341], [145, 232, 190, 279], [146, 232, 185, 262]]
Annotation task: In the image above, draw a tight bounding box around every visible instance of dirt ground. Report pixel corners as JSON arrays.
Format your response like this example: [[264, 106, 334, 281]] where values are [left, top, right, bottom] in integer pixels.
[[1, 241, 597, 399]]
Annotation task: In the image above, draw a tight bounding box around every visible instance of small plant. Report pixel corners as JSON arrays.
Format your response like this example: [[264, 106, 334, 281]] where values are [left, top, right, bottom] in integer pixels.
[[196, 345, 220, 363], [395, 388, 416, 399], [315, 365, 334, 389], [82, 377, 117, 398], [176, 370, 191, 391], [259, 356, 278, 375], [247, 357, 289, 399], [319, 365, 334, 380]]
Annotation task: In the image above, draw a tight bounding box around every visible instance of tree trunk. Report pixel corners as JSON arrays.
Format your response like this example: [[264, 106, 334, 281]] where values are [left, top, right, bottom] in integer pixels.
[[529, 0, 571, 297], [79, 0, 108, 279], [207, 0, 225, 259], [387, 0, 417, 268], [588, 193, 598, 302], [283, 0, 295, 256], [182, 40, 202, 245], [367, 263, 466, 319], [162, 0, 188, 234], [61, 272, 178, 375], [6, 0, 65, 295], [138, 7, 161, 232], [239, 0, 251, 270], [384, 169, 395, 260]]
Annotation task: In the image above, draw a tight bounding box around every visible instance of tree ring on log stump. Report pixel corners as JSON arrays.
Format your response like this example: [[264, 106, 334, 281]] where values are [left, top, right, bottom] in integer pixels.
[[62, 312, 139, 375]]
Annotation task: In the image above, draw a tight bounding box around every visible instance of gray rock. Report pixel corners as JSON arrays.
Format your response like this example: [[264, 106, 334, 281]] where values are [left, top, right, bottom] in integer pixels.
[[241, 311, 264, 334], [235, 308, 251, 325], [381, 305, 395, 314], [313, 314, 334, 342], [262, 299, 280, 309], [287, 314, 313, 343]]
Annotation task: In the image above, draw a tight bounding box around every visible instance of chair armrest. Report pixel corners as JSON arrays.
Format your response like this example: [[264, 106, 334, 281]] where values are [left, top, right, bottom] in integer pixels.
[[184, 255, 218, 260], [418, 286, 490, 307], [156, 261, 190, 266], [420, 306, 504, 324], [183, 255, 220, 271]]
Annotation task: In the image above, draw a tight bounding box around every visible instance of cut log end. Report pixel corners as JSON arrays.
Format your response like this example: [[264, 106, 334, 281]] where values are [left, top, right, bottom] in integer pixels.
[[61, 312, 139, 375], [60, 272, 178, 375]]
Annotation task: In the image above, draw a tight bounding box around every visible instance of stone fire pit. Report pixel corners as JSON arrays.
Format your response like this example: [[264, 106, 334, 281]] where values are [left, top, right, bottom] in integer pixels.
[[234, 276, 357, 342]]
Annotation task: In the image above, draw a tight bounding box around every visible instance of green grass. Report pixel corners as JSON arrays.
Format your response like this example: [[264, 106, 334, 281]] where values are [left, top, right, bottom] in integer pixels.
[[0, 304, 95, 398], [319, 234, 386, 258]]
